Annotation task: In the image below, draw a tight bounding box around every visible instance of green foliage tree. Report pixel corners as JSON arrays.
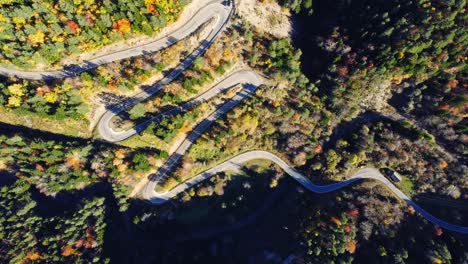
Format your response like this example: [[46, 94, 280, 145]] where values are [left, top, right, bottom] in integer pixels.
[[128, 103, 146, 120], [131, 152, 151, 173], [280, 0, 313, 15]]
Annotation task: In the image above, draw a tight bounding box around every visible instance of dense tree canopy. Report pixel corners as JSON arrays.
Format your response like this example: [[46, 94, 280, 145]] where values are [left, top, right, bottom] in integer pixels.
[[0, 0, 188, 67], [0, 180, 107, 263]]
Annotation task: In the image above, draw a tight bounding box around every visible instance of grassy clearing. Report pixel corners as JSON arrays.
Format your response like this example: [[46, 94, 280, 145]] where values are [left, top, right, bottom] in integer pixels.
[[155, 169, 241, 193], [116, 131, 167, 149], [244, 159, 273, 174], [155, 157, 277, 193], [0, 108, 90, 138], [176, 204, 213, 224], [396, 175, 414, 197]]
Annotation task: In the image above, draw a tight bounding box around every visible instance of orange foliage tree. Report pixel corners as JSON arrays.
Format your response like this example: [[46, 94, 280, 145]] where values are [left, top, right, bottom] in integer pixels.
[[114, 19, 131, 34], [26, 251, 42, 261], [66, 21, 80, 34]]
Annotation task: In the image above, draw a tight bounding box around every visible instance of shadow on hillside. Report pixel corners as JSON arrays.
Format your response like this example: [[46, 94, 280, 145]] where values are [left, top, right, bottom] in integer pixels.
[[411, 192, 468, 226], [99, 38, 210, 117], [35, 61, 101, 81], [0, 170, 16, 187], [3, 164, 467, 263], [24, 179, 136, 263], [290, 0, 348, 79], [0, 122, 159, 153], [321, 111, 390, 150], [0, 122, 92, 143], [126, 167, 306, 262]]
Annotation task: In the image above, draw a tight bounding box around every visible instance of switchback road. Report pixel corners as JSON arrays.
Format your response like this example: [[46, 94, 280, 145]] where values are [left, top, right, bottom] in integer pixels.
[[2, 0, 466, 235]]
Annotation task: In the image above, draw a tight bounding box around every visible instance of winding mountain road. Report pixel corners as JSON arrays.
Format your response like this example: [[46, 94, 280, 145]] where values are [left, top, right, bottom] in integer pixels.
[[0, 1, 231, 80], [145, 151, 468, 234], [98, 70, 262, 142], [141, 71, 263, 195], [1, 0, 466, 234], [97, 1, 234, 142]]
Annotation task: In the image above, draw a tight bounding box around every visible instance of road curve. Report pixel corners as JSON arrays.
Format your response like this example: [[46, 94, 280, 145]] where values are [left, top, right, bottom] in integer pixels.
[[98, 70, 263, 142], [143, 150, 468, 234], [97, 1, 234, 142], [6, 0, 463, 235], [141, 71, 264, 194], [0, 1, 231, 80]]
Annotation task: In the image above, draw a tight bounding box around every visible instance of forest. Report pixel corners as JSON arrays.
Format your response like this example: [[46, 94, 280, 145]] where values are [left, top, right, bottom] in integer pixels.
[[311, 118, 467, 202], [0, 123, 168, 210], [0, 0, 187, 68], [0, 0, 467, 262], [315, 0, 466, 124], [391, 70, 467, 158], [1, 180, 107, 263]]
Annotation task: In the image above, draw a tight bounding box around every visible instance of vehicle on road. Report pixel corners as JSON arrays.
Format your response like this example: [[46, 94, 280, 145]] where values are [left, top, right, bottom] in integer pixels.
[[380, 168, 402, 182]]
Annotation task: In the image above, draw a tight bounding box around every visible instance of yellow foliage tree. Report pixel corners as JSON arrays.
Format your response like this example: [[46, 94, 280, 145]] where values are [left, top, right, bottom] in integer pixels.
[[44, 92, 59, 103], [8, 83, 24, 96], [7, 96, 21, 107], [114, 148, 127, 159], [12, 17, 26, 27], [117, 163, 128, 172], [28, 31, 46, 46], [239, 114, 258, 135], [0, 159, 7, 170], [178, 123, 192, 133]]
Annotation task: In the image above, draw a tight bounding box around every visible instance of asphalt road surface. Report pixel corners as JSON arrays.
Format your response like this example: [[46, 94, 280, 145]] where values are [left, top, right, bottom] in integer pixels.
[[98, 70, 262, 142], [144, 151, 468, 234], [2, 0, 466, 235], [0, 1, 231, 80]]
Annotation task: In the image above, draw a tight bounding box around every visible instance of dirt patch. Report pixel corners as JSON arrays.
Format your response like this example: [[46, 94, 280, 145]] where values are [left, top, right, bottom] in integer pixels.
[[360, 79, 394, 112], [237, 0, 292, 38]]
